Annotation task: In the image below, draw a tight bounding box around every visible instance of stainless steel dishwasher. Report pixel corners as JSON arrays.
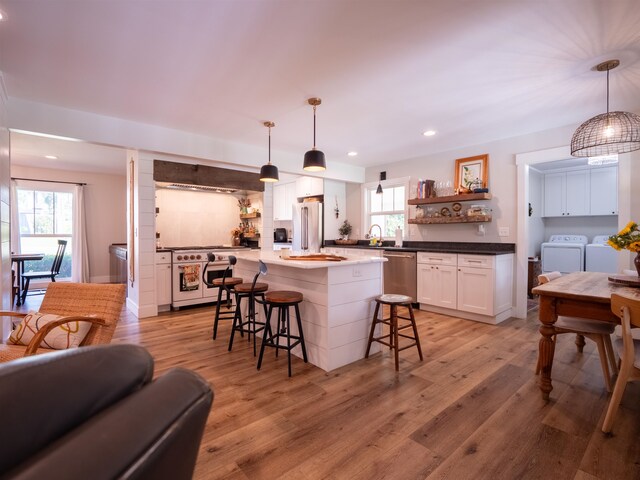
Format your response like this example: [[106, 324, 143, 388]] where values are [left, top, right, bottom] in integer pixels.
[[383, 250, 417, 300]]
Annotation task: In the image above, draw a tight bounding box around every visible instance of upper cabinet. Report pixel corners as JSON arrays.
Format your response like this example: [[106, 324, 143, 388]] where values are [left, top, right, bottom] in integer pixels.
[[296, 176, 324, 198], [543, 165, 617, 217], [273, 182, 297, 221], [590, 166, 618, 216]]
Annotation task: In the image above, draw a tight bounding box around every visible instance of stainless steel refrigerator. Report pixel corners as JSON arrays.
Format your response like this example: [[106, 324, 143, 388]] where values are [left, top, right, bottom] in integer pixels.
[[292, 201, 323, 253]]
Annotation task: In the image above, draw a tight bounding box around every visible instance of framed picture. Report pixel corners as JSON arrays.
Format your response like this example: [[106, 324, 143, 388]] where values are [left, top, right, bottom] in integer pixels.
[[454, 154, 488, 192]]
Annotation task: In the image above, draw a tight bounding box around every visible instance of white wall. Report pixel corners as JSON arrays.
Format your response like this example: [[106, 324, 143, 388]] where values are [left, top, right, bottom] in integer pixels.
[[155, 189, 248, 247], [355, 124, 577, 244], [527, 169, 545, 257], [0, 74, 10, 341], [10, 165, 126, 283], [323, 179, 347, 241]]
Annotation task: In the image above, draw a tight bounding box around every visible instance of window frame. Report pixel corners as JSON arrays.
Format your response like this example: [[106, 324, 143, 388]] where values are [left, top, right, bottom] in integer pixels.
[[14, 180, 75, 281], [361, 176, 410, 240]]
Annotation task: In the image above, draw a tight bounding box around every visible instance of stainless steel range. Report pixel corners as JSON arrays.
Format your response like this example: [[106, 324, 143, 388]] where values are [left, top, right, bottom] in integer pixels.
[[170, 246, 248, 309]]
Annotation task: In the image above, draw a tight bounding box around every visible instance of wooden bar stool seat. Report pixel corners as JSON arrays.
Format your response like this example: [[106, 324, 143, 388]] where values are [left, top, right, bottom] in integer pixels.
[[229, 261, 269, 356], [265, 291, 303, 304], [234, 282, 269, 294], [365, 294, 423, 371], [212, 277, 243, 287], [258, 289, 308, 377]]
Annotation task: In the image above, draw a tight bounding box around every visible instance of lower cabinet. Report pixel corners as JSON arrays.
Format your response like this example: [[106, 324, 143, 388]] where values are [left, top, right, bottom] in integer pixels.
[[416, 255, 457, 308], [156, 253, 172, 308], [417, 252, 514, 324]]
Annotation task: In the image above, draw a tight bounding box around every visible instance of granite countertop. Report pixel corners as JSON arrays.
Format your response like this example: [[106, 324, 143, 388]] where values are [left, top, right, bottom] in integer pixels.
[[324, 240, 515, 255]]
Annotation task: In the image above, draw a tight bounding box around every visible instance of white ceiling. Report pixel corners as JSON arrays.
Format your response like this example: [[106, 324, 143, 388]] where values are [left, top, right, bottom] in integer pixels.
[[1, 0, 640, 173]]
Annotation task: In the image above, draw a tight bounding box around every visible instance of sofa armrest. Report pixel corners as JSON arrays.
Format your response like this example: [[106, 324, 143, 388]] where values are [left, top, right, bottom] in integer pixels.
[[6, 368, 213, 480], [0, 344, 154, 475], [23, 316, 106, 356]]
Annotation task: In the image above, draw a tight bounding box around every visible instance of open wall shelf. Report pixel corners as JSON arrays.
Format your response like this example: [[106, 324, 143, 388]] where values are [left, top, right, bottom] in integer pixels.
[[408, 192, 492, 205], [408, 215, 492, 225]]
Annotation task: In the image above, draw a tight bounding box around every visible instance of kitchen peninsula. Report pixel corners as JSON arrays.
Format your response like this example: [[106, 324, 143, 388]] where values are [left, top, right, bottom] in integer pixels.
[[233, 251, 386, 371]]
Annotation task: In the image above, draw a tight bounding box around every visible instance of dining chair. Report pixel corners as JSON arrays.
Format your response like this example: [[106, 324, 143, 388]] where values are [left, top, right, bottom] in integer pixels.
[[20, 239, 67, 303], [536, 271, 618, 391], [602, 292, 640, 434], [0, 282, 126, 363]]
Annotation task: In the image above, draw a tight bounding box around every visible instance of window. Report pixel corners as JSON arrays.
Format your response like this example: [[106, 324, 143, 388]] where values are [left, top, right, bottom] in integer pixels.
[[16, 187, 73, 279], [363, 178, 408, 238]]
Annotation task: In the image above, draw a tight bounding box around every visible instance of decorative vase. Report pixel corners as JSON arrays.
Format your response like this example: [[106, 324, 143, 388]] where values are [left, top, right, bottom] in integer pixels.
[[232, 236, 241, 246], [635, 251, 640, 277]]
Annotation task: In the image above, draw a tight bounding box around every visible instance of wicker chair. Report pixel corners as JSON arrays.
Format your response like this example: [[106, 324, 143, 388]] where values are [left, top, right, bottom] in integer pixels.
[[0, 283, 126, 363]]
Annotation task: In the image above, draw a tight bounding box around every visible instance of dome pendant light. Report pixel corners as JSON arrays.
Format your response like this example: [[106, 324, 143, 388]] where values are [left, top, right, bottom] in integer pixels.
[[303, 97, 326, 171], [571, 59, 640, 157], [259, 121, 279, 182]]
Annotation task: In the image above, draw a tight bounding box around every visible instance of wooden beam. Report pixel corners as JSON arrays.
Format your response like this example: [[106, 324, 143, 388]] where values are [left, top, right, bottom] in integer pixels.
[[153, 160, 264, 192]]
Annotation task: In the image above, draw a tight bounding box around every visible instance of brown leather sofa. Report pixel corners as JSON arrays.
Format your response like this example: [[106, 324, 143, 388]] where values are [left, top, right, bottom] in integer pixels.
[[0, 344, 213, 479]]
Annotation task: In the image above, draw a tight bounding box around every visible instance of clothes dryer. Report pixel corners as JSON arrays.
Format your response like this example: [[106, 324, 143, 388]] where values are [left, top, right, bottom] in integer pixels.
[[541, 235, 588, 274], [586, 235, 617, 273]]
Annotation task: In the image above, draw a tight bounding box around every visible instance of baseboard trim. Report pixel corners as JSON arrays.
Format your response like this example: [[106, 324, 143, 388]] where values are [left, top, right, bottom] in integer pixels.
[[419, 304, 513, 325], [126, 298, 157, 319]]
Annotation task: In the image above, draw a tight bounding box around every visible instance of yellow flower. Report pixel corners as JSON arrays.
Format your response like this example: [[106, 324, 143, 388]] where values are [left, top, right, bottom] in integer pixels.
[[608, 239, 621, 251], [629, 241, 640, 253]]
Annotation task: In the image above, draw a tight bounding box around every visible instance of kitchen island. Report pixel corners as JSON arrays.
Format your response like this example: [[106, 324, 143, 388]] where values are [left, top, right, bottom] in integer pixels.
[[233, 251, 386, 371]]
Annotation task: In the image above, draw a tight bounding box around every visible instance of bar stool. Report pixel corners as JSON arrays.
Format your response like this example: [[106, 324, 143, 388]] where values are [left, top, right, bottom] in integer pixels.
[[257, 286, 308, 377], [203, 254, 243, 340], [365, 294, 423, 371], [228, 260, 269, 355]]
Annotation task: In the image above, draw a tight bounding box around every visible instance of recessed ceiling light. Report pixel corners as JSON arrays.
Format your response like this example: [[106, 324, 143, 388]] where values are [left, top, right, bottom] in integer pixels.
[[347, 151, 358, 157], [423, 130, 437, 137], [45, 155, 58, 160], [0, 10, 5, 21]]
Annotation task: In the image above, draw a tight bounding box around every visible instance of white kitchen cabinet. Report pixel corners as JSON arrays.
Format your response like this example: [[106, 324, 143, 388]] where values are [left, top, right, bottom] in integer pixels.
[[273, 182, 296, 220], [590, 166, 618, 215], [543, 170, 589, 217], [417, 252, 513, 324], [416, 252, 457, 309], [156, 252, 172, 307], [296, 176, 324, 198]]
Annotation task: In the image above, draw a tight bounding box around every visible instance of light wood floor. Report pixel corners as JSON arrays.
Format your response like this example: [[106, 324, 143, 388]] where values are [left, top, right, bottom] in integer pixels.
[[21, 294, 640, 479]]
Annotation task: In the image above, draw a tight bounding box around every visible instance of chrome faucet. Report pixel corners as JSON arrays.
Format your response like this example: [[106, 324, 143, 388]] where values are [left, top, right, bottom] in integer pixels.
[[368, 224, 382, 245]]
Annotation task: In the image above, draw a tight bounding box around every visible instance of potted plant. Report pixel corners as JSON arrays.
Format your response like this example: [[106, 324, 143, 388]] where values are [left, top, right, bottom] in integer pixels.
[[336, 220, 358, 245]]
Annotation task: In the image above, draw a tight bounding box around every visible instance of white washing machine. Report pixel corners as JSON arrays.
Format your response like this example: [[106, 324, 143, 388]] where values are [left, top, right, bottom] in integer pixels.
[[586, 235, 617, 273], [541, 235, 588, 273]]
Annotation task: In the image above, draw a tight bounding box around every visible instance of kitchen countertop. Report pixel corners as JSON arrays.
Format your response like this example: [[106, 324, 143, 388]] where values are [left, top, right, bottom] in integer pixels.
[[234, 250, 386, 269], [324, 240, 515, 255]]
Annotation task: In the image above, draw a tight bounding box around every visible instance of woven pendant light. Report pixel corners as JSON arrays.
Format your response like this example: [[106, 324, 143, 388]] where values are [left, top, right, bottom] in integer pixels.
[[303, 98, 326, 171], [571, 59, 640, 157], [259, 121, 279, 182]]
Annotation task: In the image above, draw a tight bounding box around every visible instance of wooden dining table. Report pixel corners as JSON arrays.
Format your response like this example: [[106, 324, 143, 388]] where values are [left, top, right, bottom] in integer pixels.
[[11, 253, 44, 306], [532, 271, 640, 400]]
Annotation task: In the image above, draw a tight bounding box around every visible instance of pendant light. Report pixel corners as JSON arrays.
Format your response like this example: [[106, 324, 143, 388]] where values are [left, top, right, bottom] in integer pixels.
[[376, 171, 386, 194], [571, 59, 640, 157], [259, 121, 279, 182], [303, 97, 326, 171]]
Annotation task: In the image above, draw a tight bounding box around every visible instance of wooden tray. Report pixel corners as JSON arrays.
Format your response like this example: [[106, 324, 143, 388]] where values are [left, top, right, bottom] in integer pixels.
[[334, 239, 359, 245], [285, 254, 347, 262], [608, 274, 640, 287]]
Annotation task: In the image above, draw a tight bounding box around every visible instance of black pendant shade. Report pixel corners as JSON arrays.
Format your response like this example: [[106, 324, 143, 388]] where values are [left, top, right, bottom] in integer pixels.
[[259, 121, 279, 182], [304, 98, 326, 172], [376, 171, 386, 194], [571, 59, 640, 157], [259, 163, 279, 182], [303, 149, 326, 172]]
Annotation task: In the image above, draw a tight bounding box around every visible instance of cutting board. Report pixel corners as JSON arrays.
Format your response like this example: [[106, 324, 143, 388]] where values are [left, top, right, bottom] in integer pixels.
[[608, 274, 640, 287], [285, 254, 347, 262]]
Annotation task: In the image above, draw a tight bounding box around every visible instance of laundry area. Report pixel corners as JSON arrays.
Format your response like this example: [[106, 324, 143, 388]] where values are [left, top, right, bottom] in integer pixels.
[[527, 157, 619, 281]]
